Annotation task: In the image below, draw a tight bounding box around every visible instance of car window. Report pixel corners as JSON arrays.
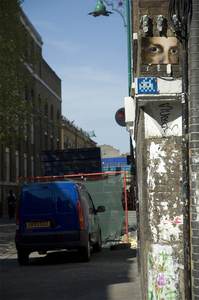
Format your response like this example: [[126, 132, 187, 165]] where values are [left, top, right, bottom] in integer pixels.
[[79, 187, 94, 214], [84, 191, 94, 210], [22, 187, 55, 214]]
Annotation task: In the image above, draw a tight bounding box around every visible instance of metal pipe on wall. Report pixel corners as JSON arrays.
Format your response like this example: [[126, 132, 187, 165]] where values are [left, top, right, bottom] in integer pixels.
[[189, 0, 199, 298]]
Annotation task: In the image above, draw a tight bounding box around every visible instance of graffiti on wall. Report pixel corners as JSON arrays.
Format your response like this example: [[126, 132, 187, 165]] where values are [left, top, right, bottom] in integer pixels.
[[141, 37, 179, 65], [144, 101, 182, 138], [148, 244, 179, 300], [159, 103, 173, 132]]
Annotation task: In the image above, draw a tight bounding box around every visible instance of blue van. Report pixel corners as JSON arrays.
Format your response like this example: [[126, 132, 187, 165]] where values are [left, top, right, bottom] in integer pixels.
[[15, 180, 105, 265]]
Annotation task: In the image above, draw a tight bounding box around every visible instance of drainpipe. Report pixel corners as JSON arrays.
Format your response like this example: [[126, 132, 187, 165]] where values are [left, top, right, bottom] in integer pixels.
[[189, 0, 199, 298], [126, 0, 132, 97], [169, 1, 192, 297], [182, 31, 191, 300]]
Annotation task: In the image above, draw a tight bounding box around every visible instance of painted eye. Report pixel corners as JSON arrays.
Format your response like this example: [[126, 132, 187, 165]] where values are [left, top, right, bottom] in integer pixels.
[[170, 47, 178, 55], [149, 46, 160, 54]]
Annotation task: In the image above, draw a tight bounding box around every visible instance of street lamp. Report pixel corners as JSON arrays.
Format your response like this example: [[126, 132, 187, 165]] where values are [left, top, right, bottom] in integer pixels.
[[89, 0, 133, 97], [89, 0, 135, 176], [89, 0, 135, 167], [89, 0, 135, 242], [88, 0, 112, 17]]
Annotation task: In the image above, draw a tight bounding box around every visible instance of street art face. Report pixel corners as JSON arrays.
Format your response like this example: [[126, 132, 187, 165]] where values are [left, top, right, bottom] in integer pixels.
[[141, 37, 179, 65]]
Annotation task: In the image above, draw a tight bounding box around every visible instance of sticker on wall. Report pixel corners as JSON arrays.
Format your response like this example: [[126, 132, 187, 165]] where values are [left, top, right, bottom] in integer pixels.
[[136, 77, 158, 94], [141, 37, 179, 65]]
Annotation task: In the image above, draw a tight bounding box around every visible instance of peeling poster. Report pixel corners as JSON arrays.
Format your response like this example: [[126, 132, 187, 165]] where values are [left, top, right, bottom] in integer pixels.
[[148, 244, 179, 300]]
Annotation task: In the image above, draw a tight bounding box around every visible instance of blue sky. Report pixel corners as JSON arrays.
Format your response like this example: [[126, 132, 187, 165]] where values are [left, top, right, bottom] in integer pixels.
[[22, 0, 130, 154]]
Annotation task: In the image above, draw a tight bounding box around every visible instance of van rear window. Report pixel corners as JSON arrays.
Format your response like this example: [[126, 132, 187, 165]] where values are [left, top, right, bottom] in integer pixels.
[[22, 188, 55, 214]]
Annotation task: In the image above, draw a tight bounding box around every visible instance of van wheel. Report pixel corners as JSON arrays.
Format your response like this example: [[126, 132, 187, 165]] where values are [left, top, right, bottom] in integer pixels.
[[79, 240, 91, 262], [17, 249, 29, 266], [93, 231, 102, 252]]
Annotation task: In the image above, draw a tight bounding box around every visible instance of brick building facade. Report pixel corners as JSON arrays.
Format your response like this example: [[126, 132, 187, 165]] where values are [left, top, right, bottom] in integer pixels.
[[0, 11, 62, 216], [0, 10, 96, 217], [61, 117, 96, 149]]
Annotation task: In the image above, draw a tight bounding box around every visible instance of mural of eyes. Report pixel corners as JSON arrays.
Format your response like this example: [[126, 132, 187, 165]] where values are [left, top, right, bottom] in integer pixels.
[[169, 47, 178, 55], [141, 37, 179, 65], [148, 45, 163, 55]]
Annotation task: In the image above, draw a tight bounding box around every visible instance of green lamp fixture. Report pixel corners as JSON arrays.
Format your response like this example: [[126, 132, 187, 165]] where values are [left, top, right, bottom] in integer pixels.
[[88, 0, 112, 17]]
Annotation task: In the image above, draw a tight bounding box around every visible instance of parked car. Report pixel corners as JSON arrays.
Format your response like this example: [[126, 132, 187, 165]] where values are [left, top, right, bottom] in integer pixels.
[[15, 180, 105, 265]]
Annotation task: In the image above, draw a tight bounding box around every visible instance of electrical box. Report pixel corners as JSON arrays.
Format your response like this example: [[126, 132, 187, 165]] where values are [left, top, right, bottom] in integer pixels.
[[124, 97, 136, 124]]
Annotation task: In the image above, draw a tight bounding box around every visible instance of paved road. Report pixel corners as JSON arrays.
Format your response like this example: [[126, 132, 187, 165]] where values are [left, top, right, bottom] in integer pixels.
[[0, 219, 141, 300], [0, 219, 16, 259]]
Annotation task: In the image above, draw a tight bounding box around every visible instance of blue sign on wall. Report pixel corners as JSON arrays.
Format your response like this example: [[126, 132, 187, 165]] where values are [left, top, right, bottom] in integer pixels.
[[137, 77, 159, 94]]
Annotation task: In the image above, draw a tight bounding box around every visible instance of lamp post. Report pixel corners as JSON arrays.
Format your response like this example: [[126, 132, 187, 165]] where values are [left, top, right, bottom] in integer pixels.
[[89, 0, 135, 173], [89, 0, 133, 97], [89, 0, 135, 174], [89, 0, 134, 243]]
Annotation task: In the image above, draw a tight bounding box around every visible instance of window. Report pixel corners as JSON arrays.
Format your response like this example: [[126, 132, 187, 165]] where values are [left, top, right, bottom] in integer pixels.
[[44, 103, 48, 116], [31, 156, 34, 177], [57, 138, 60, 150], [44, 132, 48, 150], [38, 95, 42, 113], [39, 60, 42, 78], [50, 105, 54, 120], [15, 151, 19, 181], [24, 120, 28, 141], [80, 188, 95, 214], [24, 85, 29, 101], [24, 154, 27, 178], [85, 192, 95, 211], [30, 116, 34, 144], [64, 137, 69, 149], [24, 33, 28, 60], [31, 89, 34, 101], [57, 110, 60, 120], [50, 136, 54, 150], [30, 40, 34, 60], [5, 148, 10, 182]]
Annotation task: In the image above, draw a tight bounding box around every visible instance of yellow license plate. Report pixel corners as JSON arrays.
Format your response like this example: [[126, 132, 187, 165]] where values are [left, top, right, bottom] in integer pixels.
[[26, 221, 51, 229]]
